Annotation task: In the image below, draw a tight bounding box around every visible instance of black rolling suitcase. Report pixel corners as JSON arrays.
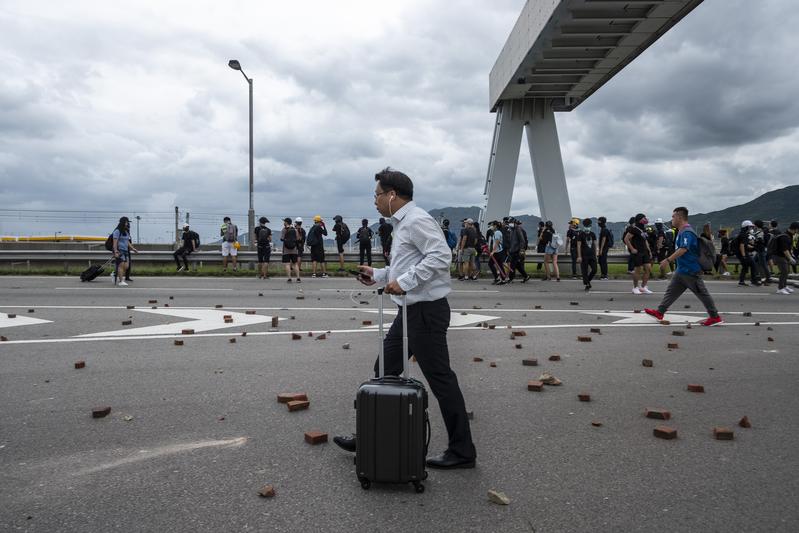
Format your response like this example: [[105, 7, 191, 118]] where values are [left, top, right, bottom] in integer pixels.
[[80, 258, 113, 282], [355, 288, 429, 493]]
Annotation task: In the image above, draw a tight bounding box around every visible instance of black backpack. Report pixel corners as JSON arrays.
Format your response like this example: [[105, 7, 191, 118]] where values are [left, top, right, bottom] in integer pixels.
[[358, 227, 371, 245], [766, 233, 780, 258], [192, 231, 201, 248], [104, 234, 114, 251], [283, 228, 297, 250], [255, 226, 270, 245], [340, 223, 351, 242]]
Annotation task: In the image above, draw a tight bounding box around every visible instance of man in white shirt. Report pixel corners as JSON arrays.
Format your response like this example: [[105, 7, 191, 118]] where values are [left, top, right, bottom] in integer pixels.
[[333, 168, 477, 470]]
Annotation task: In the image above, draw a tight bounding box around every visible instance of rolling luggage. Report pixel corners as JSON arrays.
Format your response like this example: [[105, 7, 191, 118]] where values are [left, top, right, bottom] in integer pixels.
[[355, 288, 430, 493], [80, 258, 113, 282]]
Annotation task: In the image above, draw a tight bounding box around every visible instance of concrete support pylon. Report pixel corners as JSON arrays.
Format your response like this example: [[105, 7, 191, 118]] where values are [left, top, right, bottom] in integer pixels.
[[481, 99, 573, 241]]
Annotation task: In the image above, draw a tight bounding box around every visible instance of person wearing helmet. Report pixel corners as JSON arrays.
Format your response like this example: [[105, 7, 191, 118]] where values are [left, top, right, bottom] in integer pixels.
[[307, 215, 328, 278], [734, 220, 760, 286], [623, 213, 654, 295]]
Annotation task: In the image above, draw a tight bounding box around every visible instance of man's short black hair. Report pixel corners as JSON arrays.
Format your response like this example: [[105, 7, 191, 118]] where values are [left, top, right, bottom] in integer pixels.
[[770, 220, 778, 228], [628, 217, 636, 225], [374, 167, 413, 200], [673, 207, 689, 219], [224, 216, 231, 222], [582, 218, 592, 226], [598, 216, 607, 225], [789, 221, 799, 231], [754, 219, 764, 228]]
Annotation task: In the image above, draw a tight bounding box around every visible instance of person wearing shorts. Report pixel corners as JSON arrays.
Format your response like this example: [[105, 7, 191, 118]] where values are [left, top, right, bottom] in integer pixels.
[[307, 215, 329, 278], [254, 217, 272, 279], [624, 213, 653, 295], [220, 216, 238, 272], [280, 217, 301, 282]]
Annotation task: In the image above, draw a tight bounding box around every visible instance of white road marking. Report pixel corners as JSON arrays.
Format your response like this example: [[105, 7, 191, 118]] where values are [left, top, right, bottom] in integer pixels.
[[319, 288, 500, 293], [76, 437, 247, 476], [1, 321, 797, 345], [583, 311, 703, 324], [55, 287, 233, 291], [359, 309, 501, 328], [0, 313, 52, 329], [77, 309, 277, 337]]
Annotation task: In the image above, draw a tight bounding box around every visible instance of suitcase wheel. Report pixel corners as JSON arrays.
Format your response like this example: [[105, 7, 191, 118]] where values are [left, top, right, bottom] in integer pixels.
[[422, 471, 428, 480], [359, 477, 371, 490], [413, 481, 425, 494]]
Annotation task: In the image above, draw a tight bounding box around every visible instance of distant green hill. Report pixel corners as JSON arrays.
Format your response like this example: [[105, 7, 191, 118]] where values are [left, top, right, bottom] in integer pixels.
[[689, 185, 799, 230]]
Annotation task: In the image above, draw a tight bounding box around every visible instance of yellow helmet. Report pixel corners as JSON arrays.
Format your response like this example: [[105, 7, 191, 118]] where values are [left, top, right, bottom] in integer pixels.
[[570, 217, 580, 226], [233, 241, 241, 250]]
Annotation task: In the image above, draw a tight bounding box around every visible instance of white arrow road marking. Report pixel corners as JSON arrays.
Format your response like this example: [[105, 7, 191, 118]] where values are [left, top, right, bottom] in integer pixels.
[[359, 309, 500, 328], [77, 309, 277, 337], [0, 313, 52, 329], [583, 311, 704, 324]]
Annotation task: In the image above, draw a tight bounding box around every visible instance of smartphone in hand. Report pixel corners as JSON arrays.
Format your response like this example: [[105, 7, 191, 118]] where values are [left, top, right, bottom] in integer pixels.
[[348, 268, 371, 281]]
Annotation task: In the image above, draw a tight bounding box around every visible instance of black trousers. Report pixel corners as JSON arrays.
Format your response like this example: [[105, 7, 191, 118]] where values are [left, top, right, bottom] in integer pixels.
[[738, 254, 757, 284], [581, 256, 597, 285], [174, 247, 191, 268], [373, 298, 476, 460], [598, 251, 608, 278], [359, 243, 372, 266], [507, 251, 526, 280], [570, 248, 578, 276], [489, 251, 507, 281]]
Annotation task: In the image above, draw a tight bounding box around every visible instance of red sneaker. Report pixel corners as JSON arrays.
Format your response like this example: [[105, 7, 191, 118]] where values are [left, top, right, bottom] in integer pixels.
[[701, 316, 723, 327], [644, 308, 663, 321]]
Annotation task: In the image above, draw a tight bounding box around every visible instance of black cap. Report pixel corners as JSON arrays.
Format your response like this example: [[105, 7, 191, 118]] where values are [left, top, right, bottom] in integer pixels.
[[334, 215, 342, 222], [635, 213, 646, 223], [283, 217, 292, 224], [259, 217, 269, 224], [789, 221, 799, 231], [582, 218, 592, 226], [545, 220, 553, 227], [223, 216, 231, 222]]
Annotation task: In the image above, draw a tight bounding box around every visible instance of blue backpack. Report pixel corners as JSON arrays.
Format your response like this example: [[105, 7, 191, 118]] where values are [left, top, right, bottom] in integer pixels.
[[444, 229, 457, 249]]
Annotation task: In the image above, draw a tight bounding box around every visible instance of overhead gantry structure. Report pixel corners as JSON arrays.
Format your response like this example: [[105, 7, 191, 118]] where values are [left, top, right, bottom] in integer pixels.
[[482, 0, 705, 231]]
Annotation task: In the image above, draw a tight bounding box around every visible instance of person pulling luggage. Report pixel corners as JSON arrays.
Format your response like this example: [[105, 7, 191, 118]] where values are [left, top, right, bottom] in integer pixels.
[[333, 167, 477, 470]]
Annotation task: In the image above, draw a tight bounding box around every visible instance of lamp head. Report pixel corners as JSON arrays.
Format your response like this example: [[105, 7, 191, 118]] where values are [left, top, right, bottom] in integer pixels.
[[228, 60, 242, 70]]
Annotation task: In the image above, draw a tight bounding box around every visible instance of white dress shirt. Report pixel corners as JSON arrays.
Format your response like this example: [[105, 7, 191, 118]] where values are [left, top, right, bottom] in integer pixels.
[[372, 201, 452, 306]]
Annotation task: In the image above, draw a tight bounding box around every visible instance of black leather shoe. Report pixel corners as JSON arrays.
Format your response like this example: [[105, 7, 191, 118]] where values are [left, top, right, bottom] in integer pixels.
[[333, 434, 356, 453], [426, 450, 475, 469]]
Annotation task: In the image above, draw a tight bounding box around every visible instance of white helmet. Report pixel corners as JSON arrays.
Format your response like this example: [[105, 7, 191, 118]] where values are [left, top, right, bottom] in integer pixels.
[[294, 217, 303, 223], [741, 220, 753, 228], [655, 218, 663, 224]]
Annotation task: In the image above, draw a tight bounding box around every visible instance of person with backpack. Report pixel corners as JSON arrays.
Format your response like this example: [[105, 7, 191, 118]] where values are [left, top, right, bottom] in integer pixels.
[[597, 216, 613, 280], [333, 215, 350, 272], [753, 220, 772, 285], [714, 229, 731, 277], [624, 213, 654, 295], [280, 217, 301, 283], [535, 221, 546, 272], [576, 218, 598, 291], [111, 216, 138, 286], [735, 221, 760, 286], [487, 220, 508, 284], [473, 220, 486, 279], [542, 220, 561, 282], [770, 221, 797, 295], [506, 218, 530, 283], [174, 224, 199, 272], [220, 216, 239, 272], [253, 217, 272, 279], [307, 215, 329, 278], [622, 217, 636, 273], [356, 218, 374, 266], [565, 218, 581, 279], [645, 207, 722, 327], [378, 217, 393, 266], [457, 218, 478, 281], [293, 217, 306, 267]]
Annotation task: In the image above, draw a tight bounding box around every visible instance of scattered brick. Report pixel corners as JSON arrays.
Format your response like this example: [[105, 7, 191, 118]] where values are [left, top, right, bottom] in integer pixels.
[[164, 304, 170, 307], [645, 408, 671, 420], [92, 406, 112, 418], [577, 336, 592, 342], [316, 333, 327, 340], [223, 314, 232, 320], [174, 340, 184, 346], [578, 393, 591, 402], [522, 358, 538, 366], [672, 330, 685, 337], [653, 426, 677, 440], [738, 416, 752, 428], [767, 326, 773, 331], [660, 320, 671, 325], [215, 304, 223, 308], [296, 295, 305, 300], [527, 380, 544, 392], [488, 324, 496, 329], [362, 320, 372, 326], [181, 329, 194, 335], [74, 360, 86, 369], [126, 305, 135, 309], [291, 333, 302, 340], [548, 354, 561, 362], [642, 359, 654, 367], [667, 343, 679, 349], [258, 485, 276, 498], [590, 328, 601, 334], [169, 296, 174, 300], [246, 310, 256, 315], [591, 421, 602, 427], [515, 344, 523, 349], [151, 306, 157, 309], [742, 311, 752, 317], [308, 332, 313, 337], [28, 309, 34, 313], [684, 304, 691, 309], [229, 338, 236, 343], [277, 393, 308, 403], [342, 343, 350, 350], [634, 309, 641, 314], [121, 320, 132, 326], [258, 292, 264, 297], [489, 362, 497, 368], [713, 427, 734, 440], [570, 301, 579, 306], [287, 400, 310, 412], [534, 305, 542, 309], [271, 316, 279, 327], [686, 324, 693, 329], [148, 300, 157, 304], [304, 431, 328, 444], [472, 305, 481, 309], [241, 331, 247, 336], [0, 336, 7, 341], [767, 337, 774, 342], [472, 356, 484, 362], [7, 314, 16, 318], [754, 322, 760, 326], [687, 384, 705, 393], [224, 318, 233, 324], [512, 330, 526, 337]]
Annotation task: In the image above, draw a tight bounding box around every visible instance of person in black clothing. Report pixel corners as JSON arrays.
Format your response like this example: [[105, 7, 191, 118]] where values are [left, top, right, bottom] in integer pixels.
[[597, 216, 611, 280], [307, 216, 328, 278], [772, 222, 797, 294], [622, 217, 636, 273], [735, 220, 760, 286], [714, 229, 730, 276], [536, 221, 546, 271], [566, 219, 580, 278], [753, 220, 772, 284], [356, 218, 373, 266], [254, 217, 272, 279], [623, 213, 653, 295], [576, 218, 598, 290], [174, 224, 198, 272], [378, 217, 393, 266], [332, 215, 350, 272], [473, 221, 485, 278], [506, 218, 529, 283]]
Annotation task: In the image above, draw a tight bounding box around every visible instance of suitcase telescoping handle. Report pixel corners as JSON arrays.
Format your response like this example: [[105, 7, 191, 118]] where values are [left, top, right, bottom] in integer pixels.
[[377, 287, 409, 379]]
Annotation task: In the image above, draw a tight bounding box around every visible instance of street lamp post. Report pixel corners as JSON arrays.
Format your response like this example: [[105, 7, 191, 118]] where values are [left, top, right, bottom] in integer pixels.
[[135, 215, 141, 244], [228, 59, 255, 250]]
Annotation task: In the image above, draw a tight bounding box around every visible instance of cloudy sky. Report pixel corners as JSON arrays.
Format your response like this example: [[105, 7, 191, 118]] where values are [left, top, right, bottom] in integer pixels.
[[1, 0, 797, 241]]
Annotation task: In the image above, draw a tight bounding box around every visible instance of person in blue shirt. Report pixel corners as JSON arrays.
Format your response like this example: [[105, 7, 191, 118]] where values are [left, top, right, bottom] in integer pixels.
[[645, 207, 722, 326], [112, 216, 138, 286]]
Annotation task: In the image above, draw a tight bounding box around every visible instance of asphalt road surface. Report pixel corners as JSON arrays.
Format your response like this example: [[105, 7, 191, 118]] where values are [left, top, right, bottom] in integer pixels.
[[1, 275, 798, 532]]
